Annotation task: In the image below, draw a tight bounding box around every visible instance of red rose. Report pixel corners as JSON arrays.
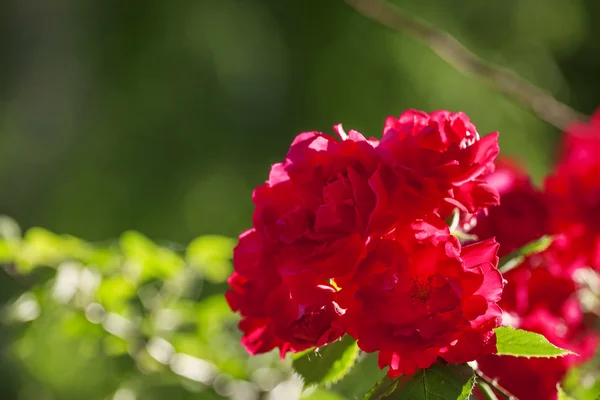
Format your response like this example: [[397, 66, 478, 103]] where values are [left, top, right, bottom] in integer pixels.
[[545, 109, 600, 271], [477, 310, 597, 400], [340, 218, 503, 376], [477, 253, 597, 399], [226, 229, 345, 356], [475, 144, 600, 399], [371, 110, 500, 229], [228, 110, 504, 368], [252, 129, 379, 279], [500, 263, 577, 321], [471, 159, 549, 257], [559, 110, 600, 167]]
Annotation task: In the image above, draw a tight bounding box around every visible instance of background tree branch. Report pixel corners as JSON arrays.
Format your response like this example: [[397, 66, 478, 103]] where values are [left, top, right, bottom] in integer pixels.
[[345, 0, 588, 130]]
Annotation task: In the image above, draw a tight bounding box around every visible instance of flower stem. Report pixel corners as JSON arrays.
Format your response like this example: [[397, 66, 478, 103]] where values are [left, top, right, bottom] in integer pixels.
[[474, 368, 519, 400]]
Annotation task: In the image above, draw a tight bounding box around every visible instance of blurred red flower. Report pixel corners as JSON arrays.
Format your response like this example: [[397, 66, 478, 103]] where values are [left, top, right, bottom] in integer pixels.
[[471, 158, 548, 257], [545, 110, 600, 271]]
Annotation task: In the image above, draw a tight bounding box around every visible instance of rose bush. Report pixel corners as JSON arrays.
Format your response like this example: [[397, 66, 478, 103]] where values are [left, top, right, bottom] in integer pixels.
[[227, 109, 505, 376], [546, 110, 600, 272], [227, 108, 600, 399], [477, 262, 597, 399], [472, 154, 598, 399]]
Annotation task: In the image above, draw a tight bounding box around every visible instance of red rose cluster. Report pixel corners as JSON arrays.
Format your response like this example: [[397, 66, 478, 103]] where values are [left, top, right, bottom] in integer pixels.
[[546, 110, 600, 272], [226, 110, 504, 376], [471, 112, 600, 399]]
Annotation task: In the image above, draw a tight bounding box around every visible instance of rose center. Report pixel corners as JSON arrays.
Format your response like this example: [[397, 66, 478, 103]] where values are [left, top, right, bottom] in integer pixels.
[[408, 276, 434, 304]]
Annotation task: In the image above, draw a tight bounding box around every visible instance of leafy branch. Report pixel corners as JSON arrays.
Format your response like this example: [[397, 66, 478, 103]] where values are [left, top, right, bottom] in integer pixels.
[[344, 0, 588, 130], [0, 221, 283, 399]]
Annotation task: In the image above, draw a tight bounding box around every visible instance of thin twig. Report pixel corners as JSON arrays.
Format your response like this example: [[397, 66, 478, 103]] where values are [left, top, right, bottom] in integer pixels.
[[345, 0, 588, 130], [474, 369, 519, 400]]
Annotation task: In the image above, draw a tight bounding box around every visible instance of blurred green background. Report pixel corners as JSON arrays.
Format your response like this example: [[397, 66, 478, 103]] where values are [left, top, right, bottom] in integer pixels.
[[0, 0, 599, 399]]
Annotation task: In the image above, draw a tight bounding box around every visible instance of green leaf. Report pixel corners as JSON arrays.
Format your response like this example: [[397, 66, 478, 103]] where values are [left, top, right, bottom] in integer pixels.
[[13, 228, 94, 273], [120, 231, 184, 280], [186, 235, 235, 283], [494, 326, 573, 357], [0, 216, 20, 263], [498, 235, 553, 272], [365, 363, 475, 400], [557, 384, 574, 400], [0, 240, 13, 263], [333, 352, 386, 398], [96, 277, 137, 311], [102, 335, 128, 356], [519, 235, 554, 254], [561, 364, 600, 400], [186, 295, 248, 378], [293, 335, 360, 386], [363, 375, 399, 400]]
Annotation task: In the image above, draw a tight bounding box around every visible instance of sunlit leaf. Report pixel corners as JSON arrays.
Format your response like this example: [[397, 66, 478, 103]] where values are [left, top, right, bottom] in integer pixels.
[[494, 326, 573, 357], [557, 384, 575, 400], [186, 235, 234, 283], [96, 277, 137, 312], [14, 228, 93, 273], [120, 231, 184, 280], [498, 235, 553, 273], [0, 240, 14, 263], [331, 352, 384, 398], [102, 335, 129, 356], [293, 335, 359, 387], [562, 364, 600, 400], [189, 295, 247, 378]]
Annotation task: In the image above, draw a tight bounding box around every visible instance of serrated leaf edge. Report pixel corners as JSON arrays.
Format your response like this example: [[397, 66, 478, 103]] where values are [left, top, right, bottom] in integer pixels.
[[293, 335, 360, 387], [494, 326, 575, 358], [321, 342, 361, 387]]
